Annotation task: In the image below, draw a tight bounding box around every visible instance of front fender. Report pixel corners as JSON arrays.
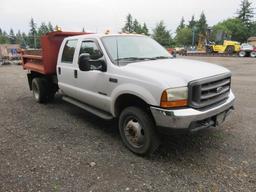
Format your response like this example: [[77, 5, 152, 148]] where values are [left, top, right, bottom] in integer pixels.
[[110, 83, 159, 116]]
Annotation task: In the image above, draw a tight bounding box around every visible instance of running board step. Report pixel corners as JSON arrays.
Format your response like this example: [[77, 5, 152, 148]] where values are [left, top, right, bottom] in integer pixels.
[[62, 96, 113, 120]]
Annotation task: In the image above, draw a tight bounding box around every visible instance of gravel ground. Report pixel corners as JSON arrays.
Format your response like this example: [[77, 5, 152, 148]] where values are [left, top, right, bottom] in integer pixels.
[[0, 57, 255, 192]]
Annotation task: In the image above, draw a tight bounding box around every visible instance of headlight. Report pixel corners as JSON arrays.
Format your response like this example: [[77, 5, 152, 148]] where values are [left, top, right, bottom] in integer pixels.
[[160, 87, 188, 108]]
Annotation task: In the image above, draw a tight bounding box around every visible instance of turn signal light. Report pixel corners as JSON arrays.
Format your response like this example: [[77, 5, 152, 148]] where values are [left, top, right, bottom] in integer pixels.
[[160, 90, 188, 108]]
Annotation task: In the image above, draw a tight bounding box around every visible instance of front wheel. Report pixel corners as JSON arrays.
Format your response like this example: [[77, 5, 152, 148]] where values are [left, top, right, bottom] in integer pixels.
[[119, 106, 160, 156], [250, 51, 256, 58], [206, 46, 213, 54]]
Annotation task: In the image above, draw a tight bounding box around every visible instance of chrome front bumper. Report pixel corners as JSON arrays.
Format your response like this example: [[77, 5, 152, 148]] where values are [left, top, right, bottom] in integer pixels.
[[150, 91, 235, 131]]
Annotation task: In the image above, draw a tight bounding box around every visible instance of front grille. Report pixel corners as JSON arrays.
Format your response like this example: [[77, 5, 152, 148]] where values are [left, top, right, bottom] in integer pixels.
[[189, 73, 231, 109]]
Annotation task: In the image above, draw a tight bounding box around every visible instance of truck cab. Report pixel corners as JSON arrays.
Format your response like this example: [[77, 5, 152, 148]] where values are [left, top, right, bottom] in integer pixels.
[[22, 32, 235, 156]]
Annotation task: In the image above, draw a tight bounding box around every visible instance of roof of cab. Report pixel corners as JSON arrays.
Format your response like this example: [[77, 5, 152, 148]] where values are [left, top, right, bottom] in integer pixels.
[[64, 33, 145, 40]]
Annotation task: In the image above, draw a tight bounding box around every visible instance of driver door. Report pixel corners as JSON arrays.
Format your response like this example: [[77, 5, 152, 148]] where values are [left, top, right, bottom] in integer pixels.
[[75, 39, 110, 112]]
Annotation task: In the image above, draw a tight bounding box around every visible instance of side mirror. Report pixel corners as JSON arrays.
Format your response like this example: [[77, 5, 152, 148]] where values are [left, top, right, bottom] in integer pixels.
[[78, 53, 107, 72], [78, 53, 91, 71]]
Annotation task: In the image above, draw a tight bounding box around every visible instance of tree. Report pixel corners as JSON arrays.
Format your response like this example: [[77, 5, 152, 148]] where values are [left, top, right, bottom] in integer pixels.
[[38, 22, 49, 36], [0, 29, 9, 44], [133, 19, 143, 33], [237, 0, 254, 25], [122, 14, 150, 35], [48, 22, 54, 32], [212, 18, 248, 43], [175, 27, 193, 46], [142, 23, 149, 35], [29, 18, 37, 48], [8, 29, 16, 44], [15, 30, 23, 45], [176, 17, 185, 32], [152, 21, 173, 47], [122, 14, 134, 33], [188, 15, 196, 28], [82, 27, 85, 32], [249, 21, 256, 37], [21, 32, 28, 48], [197, 12, 208, 34]]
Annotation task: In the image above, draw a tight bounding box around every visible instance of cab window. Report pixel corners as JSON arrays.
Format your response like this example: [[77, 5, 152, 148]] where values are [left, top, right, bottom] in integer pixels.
[[80, 40, 102, 60], [61, 39, 78, 63]]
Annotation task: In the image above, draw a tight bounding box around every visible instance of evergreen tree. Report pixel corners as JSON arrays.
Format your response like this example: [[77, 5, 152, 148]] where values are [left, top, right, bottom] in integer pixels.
[[142, 23, 149, 35], [176, 17, 185, 32], [15, 30, 22, 45], [122, 14, 134, 33], [0, 30, 9, 44], [188, 15, 196, 28], [38, 22, 49, 36], [133, 19, 142, 33], [29, 18, 37, 48], [48, 22, 54, 32], [196, 12, 208, 34], [152, 21, 172, 47], [237, 0, 254, 25], [9, 29, 16, 44], [21, 32, 28, 48]]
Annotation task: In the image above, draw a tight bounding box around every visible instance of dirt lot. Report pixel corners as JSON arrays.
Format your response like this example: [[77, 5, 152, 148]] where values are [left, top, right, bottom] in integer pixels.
[[0, 57, 256, 192]]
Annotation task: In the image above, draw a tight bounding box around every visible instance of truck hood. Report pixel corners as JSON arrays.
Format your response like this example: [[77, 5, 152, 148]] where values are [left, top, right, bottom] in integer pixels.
[[123, 58, 230, 88]]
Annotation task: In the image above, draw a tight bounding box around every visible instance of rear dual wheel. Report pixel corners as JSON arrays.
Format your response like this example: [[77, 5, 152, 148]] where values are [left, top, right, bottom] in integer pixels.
[[32, 78, 56, 103]]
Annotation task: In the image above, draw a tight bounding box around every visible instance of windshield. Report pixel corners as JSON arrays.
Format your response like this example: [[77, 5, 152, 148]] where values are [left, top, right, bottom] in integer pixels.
[[101, 35, 171, 65]]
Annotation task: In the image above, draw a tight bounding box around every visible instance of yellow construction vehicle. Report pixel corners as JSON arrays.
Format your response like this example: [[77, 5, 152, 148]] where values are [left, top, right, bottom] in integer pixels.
[[205, 31, 240, 54], [206, 40, 240, 54]]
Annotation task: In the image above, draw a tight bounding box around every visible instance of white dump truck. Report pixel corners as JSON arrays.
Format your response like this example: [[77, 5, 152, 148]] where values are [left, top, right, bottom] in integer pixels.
[[21, 31, 235, 156]]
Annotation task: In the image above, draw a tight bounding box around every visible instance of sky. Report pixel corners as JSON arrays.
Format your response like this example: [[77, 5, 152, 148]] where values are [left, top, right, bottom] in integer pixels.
[[0, 0, 255, 34]]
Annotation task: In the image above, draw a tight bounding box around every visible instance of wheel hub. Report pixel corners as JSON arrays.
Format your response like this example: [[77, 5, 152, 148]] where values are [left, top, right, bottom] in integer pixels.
[[124, 119, 145, 148]]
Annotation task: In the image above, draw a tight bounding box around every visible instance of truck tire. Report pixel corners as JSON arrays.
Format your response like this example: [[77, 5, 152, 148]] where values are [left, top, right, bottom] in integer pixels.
[[250, 51, 256, 58], [32, 78, 48, 103], [206, 46, 213, 54], [119, 106, 160, 156], [239, 51, 246, 57], [47, 83, 57, 101], [226, 46, 234, 54]]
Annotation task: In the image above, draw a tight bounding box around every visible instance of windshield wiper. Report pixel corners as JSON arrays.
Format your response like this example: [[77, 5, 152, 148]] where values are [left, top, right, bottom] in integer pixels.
[[115, 57, 154, 61], [115, 56, 172, 63], [150, 56, 172, 60]]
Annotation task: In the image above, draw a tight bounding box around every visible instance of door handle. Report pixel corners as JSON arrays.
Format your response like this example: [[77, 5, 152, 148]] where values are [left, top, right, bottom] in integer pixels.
[[74, 69, 78, 78], [58, 67, 61, 75]]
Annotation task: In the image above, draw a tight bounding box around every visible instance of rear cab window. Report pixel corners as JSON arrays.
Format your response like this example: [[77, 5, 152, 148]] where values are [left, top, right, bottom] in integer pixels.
[[61, 39, 78, 63]]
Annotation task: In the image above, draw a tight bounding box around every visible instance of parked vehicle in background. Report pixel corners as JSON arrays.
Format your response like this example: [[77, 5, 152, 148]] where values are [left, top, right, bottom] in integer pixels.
[[0, 44, 22, 64], [167, 48, 176, 57], [239, 43, 256, 57], [239, 37, 256, 58], [197, 30, 241, 54], [206, 40, 241, 54], [21, 31, 235, 156]]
